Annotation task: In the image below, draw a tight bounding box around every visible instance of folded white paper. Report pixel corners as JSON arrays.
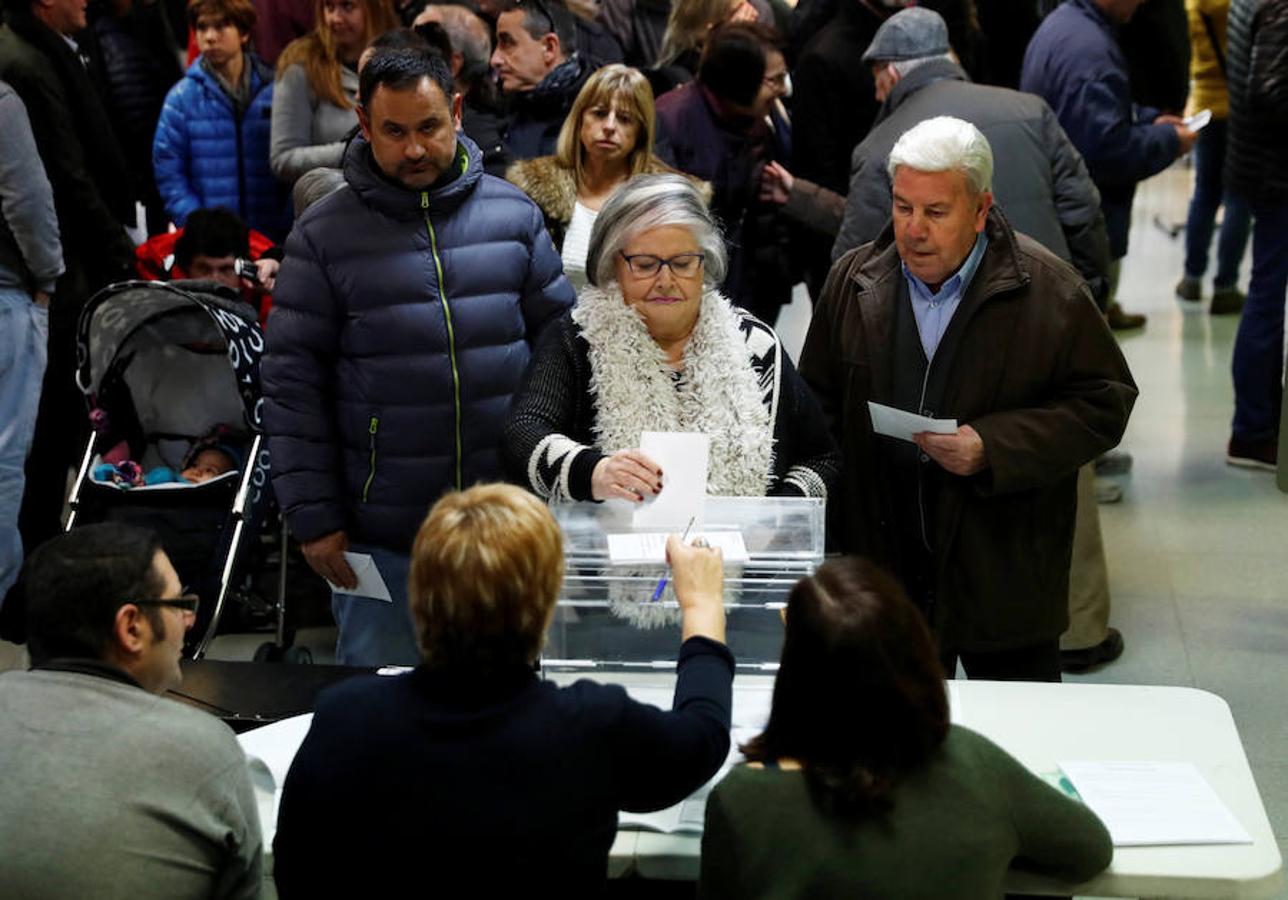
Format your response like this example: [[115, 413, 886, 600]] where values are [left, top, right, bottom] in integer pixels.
[[606, 531, 750, 565], [1184, 108, 1212, 132], [867, 401, 958, 443], [633, 431, 709, 529], [237, 713, 315, 791], [326, 552, 392, 602], [1058, 760, 1253, 846]]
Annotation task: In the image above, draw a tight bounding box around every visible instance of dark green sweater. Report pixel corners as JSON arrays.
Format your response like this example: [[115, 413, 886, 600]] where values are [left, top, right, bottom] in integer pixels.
[[699, 725, 1113, 899]]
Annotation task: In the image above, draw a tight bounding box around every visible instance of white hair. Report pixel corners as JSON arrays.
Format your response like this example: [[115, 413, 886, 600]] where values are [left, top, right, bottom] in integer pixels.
[[886, 115, 993, 195], [585, 174, 728, 287]]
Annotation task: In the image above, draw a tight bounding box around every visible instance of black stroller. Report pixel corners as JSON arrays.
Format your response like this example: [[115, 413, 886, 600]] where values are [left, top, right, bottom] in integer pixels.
[[65, 280, 299, 660]]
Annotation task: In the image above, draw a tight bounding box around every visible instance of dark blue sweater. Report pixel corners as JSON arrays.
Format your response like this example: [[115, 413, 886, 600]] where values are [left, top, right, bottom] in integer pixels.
[[273, 636, 735, 896]]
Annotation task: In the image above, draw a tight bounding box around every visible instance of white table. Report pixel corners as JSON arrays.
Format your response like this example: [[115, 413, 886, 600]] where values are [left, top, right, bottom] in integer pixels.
[[241, 678, 1284, 898]]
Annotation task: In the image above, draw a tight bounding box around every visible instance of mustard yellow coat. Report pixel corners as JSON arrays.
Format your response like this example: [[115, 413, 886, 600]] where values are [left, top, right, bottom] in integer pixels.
[[1187, 0, 1232, 117]]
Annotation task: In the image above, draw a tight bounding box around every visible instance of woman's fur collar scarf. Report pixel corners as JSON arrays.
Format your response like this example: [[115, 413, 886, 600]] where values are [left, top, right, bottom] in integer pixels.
[[571, 283, 773, 498], [506, 156, 714, 225]]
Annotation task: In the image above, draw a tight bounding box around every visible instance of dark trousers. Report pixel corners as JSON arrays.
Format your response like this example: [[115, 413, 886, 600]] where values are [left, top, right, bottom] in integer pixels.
[[17, 266, 91, 554], [1231, 198, 1288, 442], [940, 640, 1063, 683], [1183, 119, 1252, 287]]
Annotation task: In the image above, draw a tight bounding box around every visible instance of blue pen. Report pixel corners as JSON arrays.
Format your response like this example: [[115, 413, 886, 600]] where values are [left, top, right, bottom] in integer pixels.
[[651, 516, 696, 602]]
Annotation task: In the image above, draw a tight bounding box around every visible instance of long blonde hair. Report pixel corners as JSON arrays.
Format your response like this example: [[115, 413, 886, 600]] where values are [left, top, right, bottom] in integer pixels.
[[276, 0, 398, 109], [555, 65, 657, 187], [657, 0, 740, 67]]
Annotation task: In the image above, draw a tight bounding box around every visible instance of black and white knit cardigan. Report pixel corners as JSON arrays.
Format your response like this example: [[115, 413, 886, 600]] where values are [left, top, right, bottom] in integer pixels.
[[503, 284, 838, 502]]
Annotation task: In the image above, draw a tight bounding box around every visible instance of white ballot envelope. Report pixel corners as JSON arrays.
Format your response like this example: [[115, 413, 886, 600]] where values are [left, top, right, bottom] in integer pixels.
[[326, 552, 393, 602], [633, 431, 710, 530], [606, 531, 750, 565], [867, 401, 958, 443], [1184, 108, 1212, 132]]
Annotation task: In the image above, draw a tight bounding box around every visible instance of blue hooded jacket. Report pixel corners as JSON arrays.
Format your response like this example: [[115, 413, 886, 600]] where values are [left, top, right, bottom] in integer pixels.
[[263, 133, 575, 552], [153, 54, 290, 240]]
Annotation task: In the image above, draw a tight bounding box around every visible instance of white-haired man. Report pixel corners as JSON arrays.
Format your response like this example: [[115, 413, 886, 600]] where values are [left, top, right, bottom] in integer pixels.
[[800, 117, 1138, 681]]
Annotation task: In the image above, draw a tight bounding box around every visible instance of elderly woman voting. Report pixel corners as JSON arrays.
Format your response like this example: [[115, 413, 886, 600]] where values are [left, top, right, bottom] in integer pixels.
[[273, 483, 734, 896], [503, 174, 838, 506]]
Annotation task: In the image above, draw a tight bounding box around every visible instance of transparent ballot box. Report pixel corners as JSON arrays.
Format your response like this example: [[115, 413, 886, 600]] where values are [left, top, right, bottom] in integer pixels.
[[541, 496, 825, 674]]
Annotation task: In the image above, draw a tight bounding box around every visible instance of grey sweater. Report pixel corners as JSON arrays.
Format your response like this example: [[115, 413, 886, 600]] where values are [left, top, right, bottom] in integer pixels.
[[0, 665, 263, 900], [700, 725, 1113, 899], [0, 79, 64, 293], [270, 62, 359, 185]]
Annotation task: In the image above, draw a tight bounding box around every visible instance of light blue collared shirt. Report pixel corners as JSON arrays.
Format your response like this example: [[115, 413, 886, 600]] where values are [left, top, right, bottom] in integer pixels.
[[902, 233, 989, 362]]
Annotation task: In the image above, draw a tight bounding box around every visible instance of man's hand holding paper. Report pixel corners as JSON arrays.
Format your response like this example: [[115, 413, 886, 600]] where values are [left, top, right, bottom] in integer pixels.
[[914, 424, 988, 476]]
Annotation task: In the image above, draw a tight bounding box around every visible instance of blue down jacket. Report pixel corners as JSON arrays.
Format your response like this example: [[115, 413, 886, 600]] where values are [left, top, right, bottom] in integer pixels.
[[152, 55, 289, 239], [263, 134, 575, 552]]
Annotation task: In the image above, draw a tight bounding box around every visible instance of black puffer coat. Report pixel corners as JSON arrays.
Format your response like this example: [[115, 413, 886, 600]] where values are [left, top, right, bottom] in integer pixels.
[[1225, 0, 1288, 200]]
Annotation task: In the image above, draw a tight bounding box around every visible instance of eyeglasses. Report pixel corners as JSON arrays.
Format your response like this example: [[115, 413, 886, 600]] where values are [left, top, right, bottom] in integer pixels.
[[515, 0, 557, 36], [619, 252, 705, 279], [128, 594, 201, 616]]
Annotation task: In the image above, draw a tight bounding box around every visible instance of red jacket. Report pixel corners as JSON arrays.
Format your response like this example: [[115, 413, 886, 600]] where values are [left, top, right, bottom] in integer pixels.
[[134, 228, 276, 323]]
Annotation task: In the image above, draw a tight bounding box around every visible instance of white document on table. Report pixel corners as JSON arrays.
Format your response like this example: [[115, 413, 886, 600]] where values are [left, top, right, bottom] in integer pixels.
[[326, 552, 392, 602], [1058, 760, 1253, 846], [633, 431, 709, 530], [867, 401, 957, 443], [605, 531, 750, 565], [238, 713, 315, 791], [619, 740, 743, 834]]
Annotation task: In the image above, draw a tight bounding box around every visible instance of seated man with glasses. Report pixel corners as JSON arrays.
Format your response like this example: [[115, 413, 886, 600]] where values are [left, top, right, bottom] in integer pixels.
[[0, 523, 262, 899], [505, 173, 837, 511], [490, 0, 595, 159]]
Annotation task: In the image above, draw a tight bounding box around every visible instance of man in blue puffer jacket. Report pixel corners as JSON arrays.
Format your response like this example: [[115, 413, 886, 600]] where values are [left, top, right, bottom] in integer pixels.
[[263, 46, 575, 666], [152, 0, 289, 241]]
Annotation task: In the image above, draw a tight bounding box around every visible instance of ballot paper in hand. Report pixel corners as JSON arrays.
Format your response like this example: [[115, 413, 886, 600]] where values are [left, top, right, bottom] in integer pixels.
[[867, 401, 958, 443], [326, 552, 392, 602], [1058, 760, 1253, 846], [633, 431, 709, 529], [1184, 108, 1213, 132], [606, 530, 750, 565]]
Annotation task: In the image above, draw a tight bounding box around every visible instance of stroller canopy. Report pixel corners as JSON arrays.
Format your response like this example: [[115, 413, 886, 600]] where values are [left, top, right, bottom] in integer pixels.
[[76, 280, 266, 438]]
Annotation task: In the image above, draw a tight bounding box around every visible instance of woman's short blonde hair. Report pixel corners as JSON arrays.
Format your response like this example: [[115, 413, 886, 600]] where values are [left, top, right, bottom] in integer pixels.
[[555, 64, 657, 189], [408, 483, 564, 671]]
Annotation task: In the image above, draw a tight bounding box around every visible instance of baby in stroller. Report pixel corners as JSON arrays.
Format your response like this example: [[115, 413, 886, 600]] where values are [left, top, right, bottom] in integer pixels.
[[93, 428, 244, 489]]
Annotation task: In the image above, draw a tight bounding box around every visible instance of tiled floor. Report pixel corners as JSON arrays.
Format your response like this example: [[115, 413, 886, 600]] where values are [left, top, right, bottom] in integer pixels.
[[2, 162, 1284, 896], [1086, 166, 1288, 895]]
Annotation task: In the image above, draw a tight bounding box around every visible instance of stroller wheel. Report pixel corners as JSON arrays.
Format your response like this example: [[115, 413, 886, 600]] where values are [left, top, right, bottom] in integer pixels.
[[252, 641, 283, 663], [283, 646, 313, 665], [252, 641, 313, 664]]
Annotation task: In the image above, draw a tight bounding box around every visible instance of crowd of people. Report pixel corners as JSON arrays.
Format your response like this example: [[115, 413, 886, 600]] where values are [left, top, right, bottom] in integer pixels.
[[0, 0, 1285, 894]]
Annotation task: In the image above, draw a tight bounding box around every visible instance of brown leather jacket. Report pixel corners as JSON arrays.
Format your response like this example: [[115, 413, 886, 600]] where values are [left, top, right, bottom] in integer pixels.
[[800, 207, 1137, 651]]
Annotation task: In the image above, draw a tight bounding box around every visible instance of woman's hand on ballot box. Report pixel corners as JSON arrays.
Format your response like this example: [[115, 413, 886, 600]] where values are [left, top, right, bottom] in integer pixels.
[[668, 534, 726, 644]]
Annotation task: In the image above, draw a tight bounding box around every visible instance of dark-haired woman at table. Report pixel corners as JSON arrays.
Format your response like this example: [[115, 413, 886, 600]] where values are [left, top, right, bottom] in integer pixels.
[[698, 557, 1114, 899]]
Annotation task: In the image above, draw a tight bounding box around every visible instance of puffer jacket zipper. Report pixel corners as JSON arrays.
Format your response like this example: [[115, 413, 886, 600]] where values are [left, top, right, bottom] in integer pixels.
[[362, 416, 379, 502], [423, 191, 463, 490]]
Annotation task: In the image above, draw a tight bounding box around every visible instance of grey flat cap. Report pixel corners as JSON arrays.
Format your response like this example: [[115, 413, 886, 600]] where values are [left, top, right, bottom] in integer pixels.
[[861, 7, 950, 64]]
